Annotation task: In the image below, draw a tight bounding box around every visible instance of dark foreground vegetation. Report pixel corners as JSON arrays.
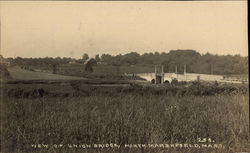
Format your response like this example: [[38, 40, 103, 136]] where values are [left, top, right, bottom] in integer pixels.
[[2, 81, 248, 98], [1, 82, 249, 153]]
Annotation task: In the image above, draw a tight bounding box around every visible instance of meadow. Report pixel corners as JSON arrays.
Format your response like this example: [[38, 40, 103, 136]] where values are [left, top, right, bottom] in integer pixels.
[[7, 66, 85, 81], [25, 63, 155, 79], [1, 81, 249, 153]]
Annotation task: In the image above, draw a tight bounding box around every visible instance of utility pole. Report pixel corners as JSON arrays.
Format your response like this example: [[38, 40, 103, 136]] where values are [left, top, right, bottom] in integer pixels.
[[155, 65, 157, 84], [184, 64, 187, 81], [161, 65, 164, 84], [184, 64, 186, 75], [211, 64, 213, 75]]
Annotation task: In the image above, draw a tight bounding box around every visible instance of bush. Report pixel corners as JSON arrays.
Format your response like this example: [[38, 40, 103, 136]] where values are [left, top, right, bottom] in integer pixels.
[[171, 78, 178, 85]]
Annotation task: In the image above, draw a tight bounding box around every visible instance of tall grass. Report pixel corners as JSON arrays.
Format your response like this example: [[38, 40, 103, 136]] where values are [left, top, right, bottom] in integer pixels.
[[1, 90, 249, 153]]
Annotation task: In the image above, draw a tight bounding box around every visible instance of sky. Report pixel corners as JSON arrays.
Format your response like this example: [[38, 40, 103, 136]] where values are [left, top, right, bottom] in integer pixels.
[[0, 1, 248, 58]]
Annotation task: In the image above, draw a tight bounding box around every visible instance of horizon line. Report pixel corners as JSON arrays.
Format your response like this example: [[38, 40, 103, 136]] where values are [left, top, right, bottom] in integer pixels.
[[1, 50, 248, 59]]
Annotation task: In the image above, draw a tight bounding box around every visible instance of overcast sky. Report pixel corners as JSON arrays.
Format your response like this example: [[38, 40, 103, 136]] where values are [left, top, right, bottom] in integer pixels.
[[0, 1, 248, 58]]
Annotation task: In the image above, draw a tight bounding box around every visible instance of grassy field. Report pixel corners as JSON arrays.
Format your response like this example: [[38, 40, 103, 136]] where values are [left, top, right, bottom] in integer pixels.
[[6, 65, 145, 82], [61, 64, 155, 74], [27, 63, 155, 79], [7, 66, 85, 80], [1, 82, 249, 153]]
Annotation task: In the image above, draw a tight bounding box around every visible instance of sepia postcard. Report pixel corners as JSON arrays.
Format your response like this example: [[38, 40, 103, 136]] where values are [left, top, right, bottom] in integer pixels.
[[0, 1, 249, 153]]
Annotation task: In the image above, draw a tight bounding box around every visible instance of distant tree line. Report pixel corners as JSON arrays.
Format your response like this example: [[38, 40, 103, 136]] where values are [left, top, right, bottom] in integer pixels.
[[98, 50, 248, 74], [2, 50, 248, 75]]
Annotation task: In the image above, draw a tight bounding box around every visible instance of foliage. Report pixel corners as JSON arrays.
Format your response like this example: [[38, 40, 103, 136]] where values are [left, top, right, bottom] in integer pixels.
[[94, 54, 101, 62], [82, 53, 89, 61], [3, 81, 248, 98], [1, 82, 249, 153], [2, 50, 249, 75]]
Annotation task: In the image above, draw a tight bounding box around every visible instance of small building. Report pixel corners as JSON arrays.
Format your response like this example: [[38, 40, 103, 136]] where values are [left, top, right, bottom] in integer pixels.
[[84, 58, 97, 65], [84, 58, 97, 73]]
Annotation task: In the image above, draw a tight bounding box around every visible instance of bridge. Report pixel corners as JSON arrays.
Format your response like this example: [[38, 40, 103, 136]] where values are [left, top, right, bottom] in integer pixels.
[[134, 73, 247, 84]]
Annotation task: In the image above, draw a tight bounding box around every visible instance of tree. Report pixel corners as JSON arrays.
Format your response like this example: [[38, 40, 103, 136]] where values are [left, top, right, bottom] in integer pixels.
[[121, 52, 140, 65], [101, 54, 112, 62], [82, 53, 89, 61], [95, 54, 101, 62]]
